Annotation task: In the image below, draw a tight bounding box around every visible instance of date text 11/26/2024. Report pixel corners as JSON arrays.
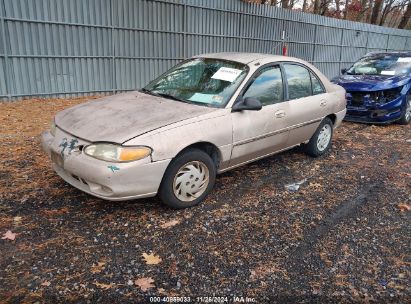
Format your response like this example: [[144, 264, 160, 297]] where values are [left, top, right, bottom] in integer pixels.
[[148, 296, 256, 303]]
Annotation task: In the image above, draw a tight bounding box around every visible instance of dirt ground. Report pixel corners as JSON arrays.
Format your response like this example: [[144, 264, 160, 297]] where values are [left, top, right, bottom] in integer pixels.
[[0, 97, 410, 303]]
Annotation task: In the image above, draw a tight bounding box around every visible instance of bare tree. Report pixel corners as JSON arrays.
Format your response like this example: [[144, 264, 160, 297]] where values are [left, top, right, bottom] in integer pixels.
[[398, 1, 411, 28], [356, 0, 371, 22], [370, 0, 384, 24], [314, 0, 321, 14], [243, 0, 411, 29], [281, 0, 289, 8], [344, 0, 350, 19], [335, 0, 341, 14], [302, 0, 309, 12], [379, 0, 408, 26]]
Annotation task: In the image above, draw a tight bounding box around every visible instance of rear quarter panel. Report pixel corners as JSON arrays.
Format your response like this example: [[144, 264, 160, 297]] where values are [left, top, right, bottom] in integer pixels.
[[329, 84, 347, 115]]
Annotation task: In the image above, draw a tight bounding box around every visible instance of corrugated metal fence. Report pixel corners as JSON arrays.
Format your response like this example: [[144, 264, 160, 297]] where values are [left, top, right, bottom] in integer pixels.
[[0, 0, 410, 100]]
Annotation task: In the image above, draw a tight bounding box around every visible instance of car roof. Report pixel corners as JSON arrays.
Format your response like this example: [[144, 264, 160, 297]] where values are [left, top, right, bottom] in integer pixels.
[[193, 52, 335, 93], [194, 52, 291, 64], [365, 51, 411, 57]]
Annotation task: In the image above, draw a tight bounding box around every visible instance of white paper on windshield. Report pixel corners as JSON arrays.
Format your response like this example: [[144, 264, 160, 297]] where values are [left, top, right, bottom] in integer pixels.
[[211, 67, 242, 82], [397, 57, 411, 63], [188, 93, 224, 104], [381, 70, 395, 76]]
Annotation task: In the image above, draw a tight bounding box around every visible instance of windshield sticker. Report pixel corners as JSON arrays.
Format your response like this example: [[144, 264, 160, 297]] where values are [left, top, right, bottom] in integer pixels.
[[397, 57, 411, 63], [211, 67, 243, 82], [212, 95, 224, 103], [381, 70, 395, 76], [188, 93, 223, 104]]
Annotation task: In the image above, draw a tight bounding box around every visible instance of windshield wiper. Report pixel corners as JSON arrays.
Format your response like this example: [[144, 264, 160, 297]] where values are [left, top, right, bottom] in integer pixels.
[[140, 88, 188, 103], [155, 92, 189, 103], [139, 88, 162, 97]]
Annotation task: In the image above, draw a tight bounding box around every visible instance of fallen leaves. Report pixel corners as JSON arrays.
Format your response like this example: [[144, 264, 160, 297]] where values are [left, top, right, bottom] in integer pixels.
[[90, 261, 106, 274], [160, 219, 180, 229], [43, 207, 70, 216], [13, 216, 22, 224], [94, 282, 114, 290], [41, 281, 51, 287], [249, 263, 286, 280], [397, 203, 410, 212], [2, 230, 17, 241], [142, 253, 162, 265], [135, 277, 155, 292]]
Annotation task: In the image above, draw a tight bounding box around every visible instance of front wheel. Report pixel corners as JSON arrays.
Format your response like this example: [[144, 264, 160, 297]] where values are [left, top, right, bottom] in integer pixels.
[[398, 96, 411, 125], [304, 117, 334, 157], [158, 149, 216, 209]]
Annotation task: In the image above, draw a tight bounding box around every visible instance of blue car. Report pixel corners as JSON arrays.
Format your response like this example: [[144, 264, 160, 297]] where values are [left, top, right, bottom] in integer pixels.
[[332, 51, 411, 125]]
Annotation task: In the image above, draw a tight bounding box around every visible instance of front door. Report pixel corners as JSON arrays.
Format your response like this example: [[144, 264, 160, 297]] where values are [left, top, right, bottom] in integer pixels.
[[230, 65, 290, 167]]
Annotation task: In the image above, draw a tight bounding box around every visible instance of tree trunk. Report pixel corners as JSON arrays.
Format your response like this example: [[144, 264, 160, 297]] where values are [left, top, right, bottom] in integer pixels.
[[356, 0, 368, 21], [320, 0, 329, 16], [314, 0, 321, 14], [365, 0, 373, 23], [398, 2, 411, 29], [281, 0, 289, 8], [379, 1, 393, 26], [302, 0, 308, 12], [370, 0, 383, 25], [344, 0, 350, 19], [335, 0, 341, 12]]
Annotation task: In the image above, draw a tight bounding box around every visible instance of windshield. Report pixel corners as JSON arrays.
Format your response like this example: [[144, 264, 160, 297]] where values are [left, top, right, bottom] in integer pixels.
[[142, 58, 248, 108], [347, 55, 411, 76]]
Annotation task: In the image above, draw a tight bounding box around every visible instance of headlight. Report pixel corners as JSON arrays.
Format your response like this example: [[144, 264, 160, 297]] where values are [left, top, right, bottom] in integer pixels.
[[84, 143, 152, 163], [50, 120, 57, 137]]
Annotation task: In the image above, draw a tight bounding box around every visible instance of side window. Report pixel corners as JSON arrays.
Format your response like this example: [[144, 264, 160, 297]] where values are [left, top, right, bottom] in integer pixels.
[[284, 64, 312, 100], [311, 72, 326, 95], [243, 66, 283, 106]]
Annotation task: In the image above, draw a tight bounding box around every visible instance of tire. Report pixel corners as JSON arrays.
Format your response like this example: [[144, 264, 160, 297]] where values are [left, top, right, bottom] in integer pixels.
[[398, 95, 411, 125], [304, 117, 334, 157], [158, 148, 216, 209]]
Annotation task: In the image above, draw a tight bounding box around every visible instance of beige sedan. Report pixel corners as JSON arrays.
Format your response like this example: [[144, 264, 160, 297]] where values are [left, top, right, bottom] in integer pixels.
[[41, 53, 346, 208]]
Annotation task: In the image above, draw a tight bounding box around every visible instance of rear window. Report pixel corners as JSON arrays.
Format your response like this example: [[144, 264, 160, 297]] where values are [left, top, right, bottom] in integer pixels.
[[284, 64, 312, 100]]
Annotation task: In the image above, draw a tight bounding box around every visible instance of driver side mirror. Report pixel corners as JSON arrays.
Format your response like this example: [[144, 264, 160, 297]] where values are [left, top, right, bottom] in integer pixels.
[[341, 68, 347, 74], [232, 97, 262, 112]]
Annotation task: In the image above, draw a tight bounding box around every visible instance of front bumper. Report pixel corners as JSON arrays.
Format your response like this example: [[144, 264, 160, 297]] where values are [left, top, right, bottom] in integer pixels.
[[345, 95, 404, 124], [41, 129, 171, 201]]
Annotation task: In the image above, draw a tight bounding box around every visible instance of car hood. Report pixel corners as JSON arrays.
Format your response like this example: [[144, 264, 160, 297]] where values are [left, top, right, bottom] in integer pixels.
[[55, 91, 218, 143], [331, 74, 411, 91]]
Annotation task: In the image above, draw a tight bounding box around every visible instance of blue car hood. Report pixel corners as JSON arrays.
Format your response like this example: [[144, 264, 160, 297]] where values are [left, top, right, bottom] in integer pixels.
[[332, 74, 411, 92]]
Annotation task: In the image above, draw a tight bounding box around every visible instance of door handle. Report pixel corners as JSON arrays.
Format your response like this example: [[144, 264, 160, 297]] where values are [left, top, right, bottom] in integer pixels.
[[320, 100, 327, 107], [275, 110, 286, 118]]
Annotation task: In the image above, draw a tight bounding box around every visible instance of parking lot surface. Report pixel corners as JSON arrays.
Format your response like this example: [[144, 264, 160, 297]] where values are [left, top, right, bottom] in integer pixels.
[[0, 97, 410, 303]]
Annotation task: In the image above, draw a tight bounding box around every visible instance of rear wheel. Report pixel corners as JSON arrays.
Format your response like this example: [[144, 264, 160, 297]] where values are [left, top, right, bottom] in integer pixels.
[[398, 96, 411, 125], [159, 149, 216, 209], [304, 117, 333, 157]]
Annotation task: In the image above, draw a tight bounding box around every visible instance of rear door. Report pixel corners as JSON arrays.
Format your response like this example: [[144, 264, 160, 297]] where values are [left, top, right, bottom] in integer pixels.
[[281, 63, 329, 147], [230, 65, 290, 167]]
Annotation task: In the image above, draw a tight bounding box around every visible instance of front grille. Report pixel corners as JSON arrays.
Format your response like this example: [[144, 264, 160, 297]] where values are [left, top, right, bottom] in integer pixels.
[[348, 92, 365, 107]]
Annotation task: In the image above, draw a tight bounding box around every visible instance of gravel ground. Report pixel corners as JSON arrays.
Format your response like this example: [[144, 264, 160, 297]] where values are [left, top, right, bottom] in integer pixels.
[[0, 97, 410, 303]]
